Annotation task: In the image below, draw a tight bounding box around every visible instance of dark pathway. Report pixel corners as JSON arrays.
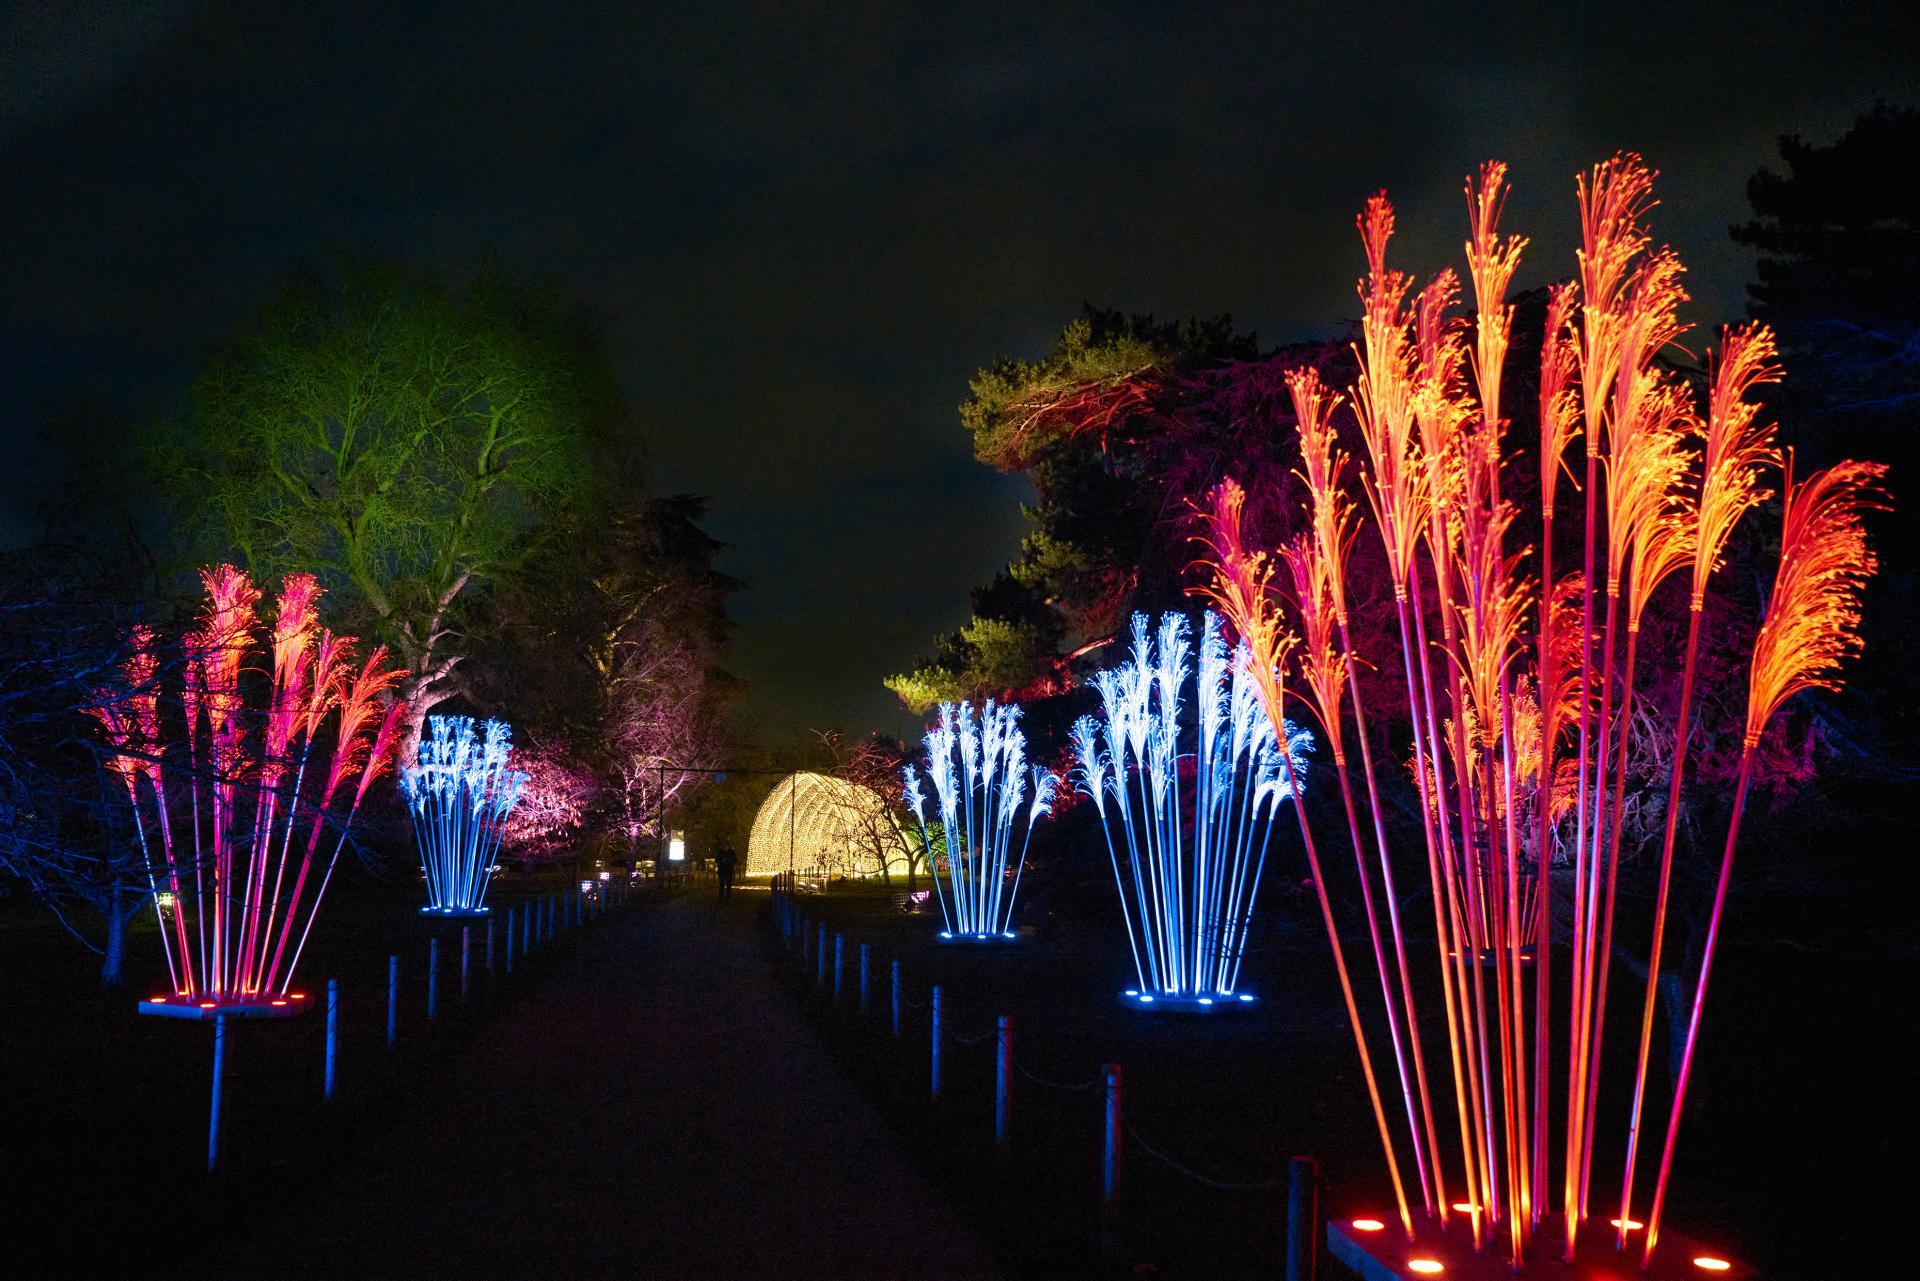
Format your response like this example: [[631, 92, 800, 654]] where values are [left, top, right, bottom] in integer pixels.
[[241, 893, 1002, 1280]]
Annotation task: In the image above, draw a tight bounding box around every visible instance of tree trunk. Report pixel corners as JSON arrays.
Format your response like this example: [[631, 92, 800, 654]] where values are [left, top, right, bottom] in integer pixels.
[[1659, 967, 1688, 1085], [100, 884, 131, 989]]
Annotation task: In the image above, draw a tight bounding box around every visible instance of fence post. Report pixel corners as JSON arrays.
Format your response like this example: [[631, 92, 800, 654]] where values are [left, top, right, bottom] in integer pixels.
[[816, 924, 827, 986], [324, 978, 339, 1100], [1286, 1155, 1319, 1281], [460, 925, 471, 1000], [931, 984, 944, 1101], [207, 1013, 227, 1173], [386, 954, 399, 1050], [891, 959, 902, 1038], [486, 917, 496, 975], [859, 943, 871, 1013], [1102, 1061, 1124, 1212], [995, 1014, 1013, 1151], [833, 933, 845, 998], [522, 900, 531, 954], [427, 937, 440, 1023]]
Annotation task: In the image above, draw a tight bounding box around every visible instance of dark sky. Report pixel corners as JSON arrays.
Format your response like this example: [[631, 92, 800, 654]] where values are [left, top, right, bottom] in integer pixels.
[[4, 2, 1916, 748]]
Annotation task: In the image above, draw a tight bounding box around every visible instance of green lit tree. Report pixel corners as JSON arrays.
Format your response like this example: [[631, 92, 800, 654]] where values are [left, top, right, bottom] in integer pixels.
[[156, 259, 618, 745]]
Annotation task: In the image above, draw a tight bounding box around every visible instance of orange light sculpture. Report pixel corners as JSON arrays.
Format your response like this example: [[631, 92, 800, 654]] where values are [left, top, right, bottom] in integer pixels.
[[1198, 155, 1884, 1271]]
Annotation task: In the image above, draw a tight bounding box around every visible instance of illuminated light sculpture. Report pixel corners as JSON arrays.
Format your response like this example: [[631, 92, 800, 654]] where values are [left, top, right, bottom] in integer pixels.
[[87, 566, 406, 1018], [401, 715, 529, 916], [1071, 611, 1310, 1010], [744, 772, 915, 879], [903, 699, 1056, 941], [1197, 157, 1871, 1275]]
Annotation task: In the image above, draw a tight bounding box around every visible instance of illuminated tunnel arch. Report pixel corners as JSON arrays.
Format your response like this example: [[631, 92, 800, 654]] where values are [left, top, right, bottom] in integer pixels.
[[745, 772, 914, 879]]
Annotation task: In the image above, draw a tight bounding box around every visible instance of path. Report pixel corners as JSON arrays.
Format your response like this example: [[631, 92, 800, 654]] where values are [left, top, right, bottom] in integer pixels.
[[235, 892, 1003, 1280]]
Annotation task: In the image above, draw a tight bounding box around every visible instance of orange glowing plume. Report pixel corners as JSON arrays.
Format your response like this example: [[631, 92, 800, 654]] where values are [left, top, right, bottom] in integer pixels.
[[1449, 508, 1533, 749], [1742, 458, 1886, 750], [1692, 324, 1783, 607], [1193, 478, 1297, 730], [1538, 283, 1582, 520], [1279, 532, 1349, 755], [1289, 368, 1361, 624], [1464, 161, 1527, 466]]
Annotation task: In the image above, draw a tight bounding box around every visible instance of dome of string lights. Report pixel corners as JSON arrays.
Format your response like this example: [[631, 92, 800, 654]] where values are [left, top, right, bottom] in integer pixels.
[[745, 772, 914, 879]]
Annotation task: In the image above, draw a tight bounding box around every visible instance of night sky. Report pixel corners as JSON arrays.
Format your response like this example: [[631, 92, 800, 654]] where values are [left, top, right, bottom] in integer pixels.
[[4, 2, 1915, 746]]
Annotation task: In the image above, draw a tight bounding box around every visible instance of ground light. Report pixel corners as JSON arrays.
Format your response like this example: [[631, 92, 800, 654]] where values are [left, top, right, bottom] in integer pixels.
[[904, 698, 1056, 941], [1072, 611, 1311, 1011], [1328, 1217, 1755, 1279], [401, 716, 528, 917], [88, 566, 404, 1012]]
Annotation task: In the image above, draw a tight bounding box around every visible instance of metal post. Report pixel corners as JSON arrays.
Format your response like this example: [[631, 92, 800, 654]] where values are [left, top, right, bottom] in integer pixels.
[[324, 978, 339, 1100], [816, 924, 827, 986], [386, 954, 399, 1050], [1102, 1063, 1124, 1203], [506, 908, 516, 973], [460, 925, 471, 1000], [859, 943, 871, 1013], [931, 984, 944, 1101], [833, 932, 844, 998], [995, 1014, 1013, 1151], [1286, 1155, 1319, 1281], [486, 917, 495, 974], [1101, 1062, 1123, 1258], [208, 1013, 227, 1173], [891, 959, 902, 1038], [427, 937, 440, 1022], [522, 900, 531, 954]]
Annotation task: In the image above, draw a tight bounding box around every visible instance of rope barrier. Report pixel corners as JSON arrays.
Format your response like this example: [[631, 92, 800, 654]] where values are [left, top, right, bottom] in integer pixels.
[[1124, 1124, 1283, 1193], [1014, 1060, 1101, 1092], [951, 1026, 997, 1046]]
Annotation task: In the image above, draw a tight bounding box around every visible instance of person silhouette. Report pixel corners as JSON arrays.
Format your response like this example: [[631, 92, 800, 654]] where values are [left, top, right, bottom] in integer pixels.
[[715, 842, 737, 899]]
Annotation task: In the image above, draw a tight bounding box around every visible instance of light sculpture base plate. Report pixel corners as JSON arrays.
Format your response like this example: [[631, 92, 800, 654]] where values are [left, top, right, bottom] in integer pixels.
[[138, 993, 313, 1020], [1120, 989, 1257, 1012], [419, 905, 494, 918], [1328, 1214, 1754, 1279], [936, 930, 1020, 944]]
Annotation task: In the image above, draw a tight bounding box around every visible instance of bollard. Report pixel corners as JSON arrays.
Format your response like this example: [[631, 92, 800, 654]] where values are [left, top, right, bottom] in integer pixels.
[[460, 926, 471, 1000], [324, 978, 340, 1100], [995, 1014, 1013, 1151], [816, 924, 827, 986], [506, 908, 516, 973], [859, 944, 871, 1013], [427, 937, 440, 1022], [931, 984, 944, 1101], [522, 900, 531, 954], [208, 1013, 227, 1173], [1100, 1062, 1124, 1258], [1285, 1155, 1319, 1281], [891, 959, 902, 1039], [833, 933, 845, 998], [386, 954, 399, 1050], [486, 917, 495, 974], [1102, 1063, 1124, 1203]]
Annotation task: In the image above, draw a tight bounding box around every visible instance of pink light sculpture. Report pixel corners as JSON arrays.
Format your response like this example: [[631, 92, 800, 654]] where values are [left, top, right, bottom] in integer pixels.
[[89, 566, 406, 1014]]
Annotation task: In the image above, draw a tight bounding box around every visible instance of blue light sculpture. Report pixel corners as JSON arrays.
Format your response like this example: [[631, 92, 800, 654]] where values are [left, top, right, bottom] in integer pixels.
[[904, 699, 1056, 942], [1073, 612, 1312, 1010], [401, 715, 529, 916]]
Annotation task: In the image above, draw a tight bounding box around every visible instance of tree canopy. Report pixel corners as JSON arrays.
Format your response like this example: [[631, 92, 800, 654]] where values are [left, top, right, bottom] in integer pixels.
[[155, 259, 623, 736]]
